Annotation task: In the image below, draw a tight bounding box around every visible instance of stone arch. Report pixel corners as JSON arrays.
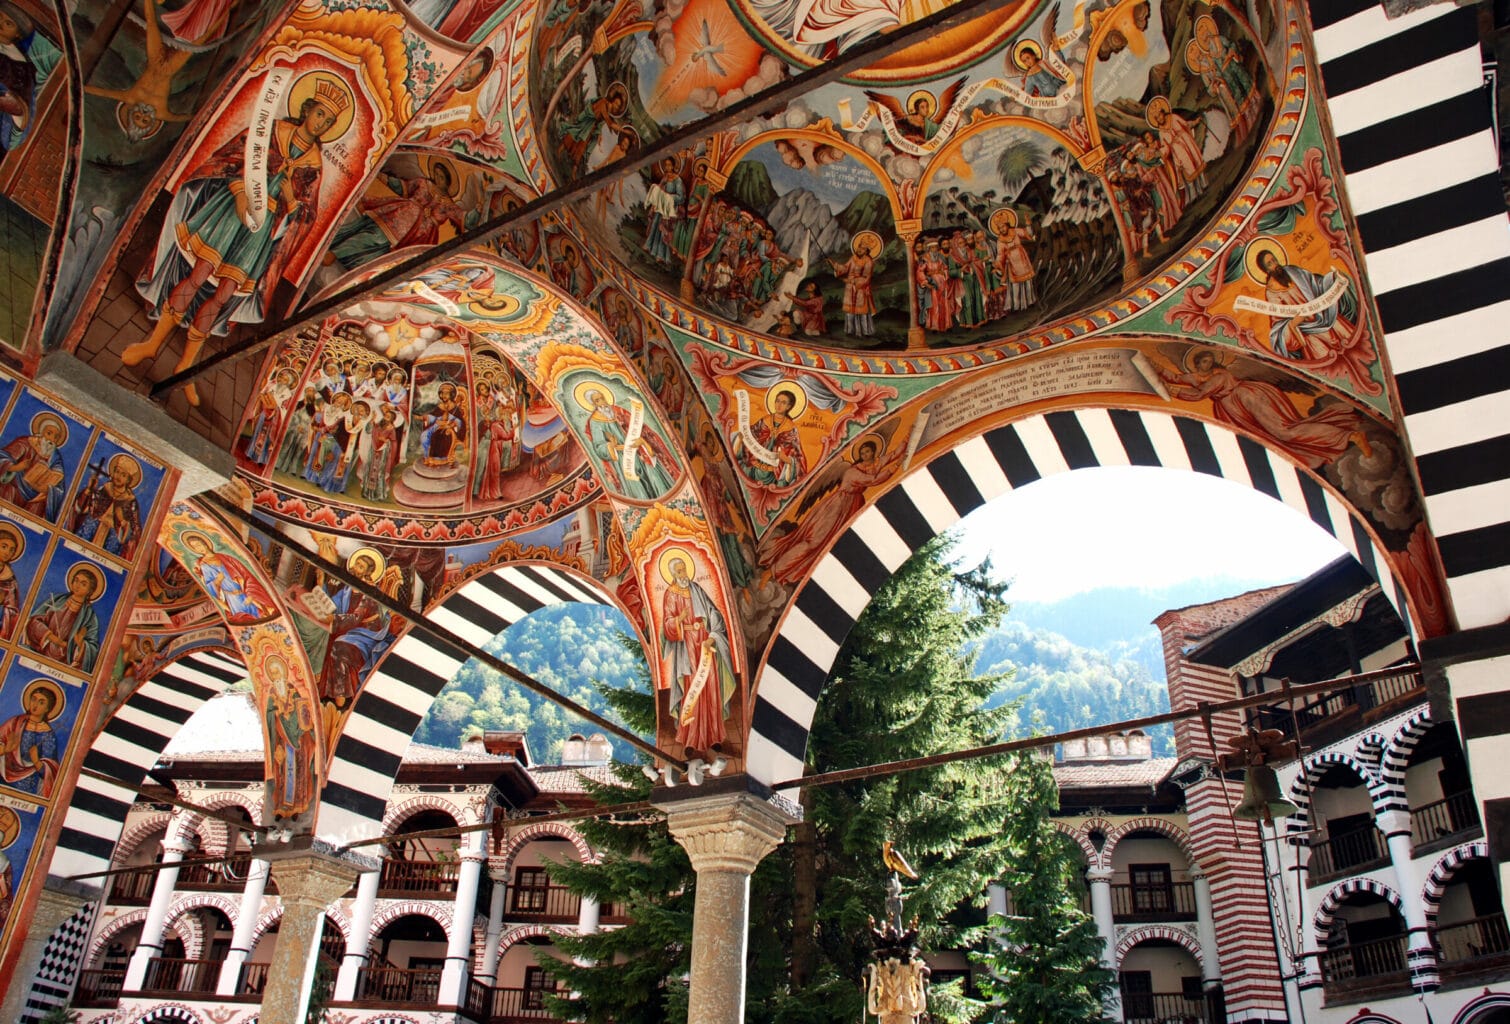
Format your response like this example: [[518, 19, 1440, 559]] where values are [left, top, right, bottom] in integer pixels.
[[1379, 707, 1438, 812], [1113, 925, 1205, 969], [496, 923, 569, 962], [89, 908, 201, 963], [165, 893, 240, 937], [127, 1006, 208, 1024], [370, 900, 455, 940], [113, 813, 176, 864], [1286, 751, 1387, 846], [1455, 994, 1510, 1024], [1422, 839, 1491, 926], [318, 561, 615, 844], [249, 903, 353, 948], [498, 821, 596, 878], [1354, 731, 1388, 773], [1101, 817, 1201, 872], [745, 407, 1417, 788], [177, 790, 263, 856], [383, 793, 473, 833], [1312, 877, 1406, 946], [1050, 821, 1100, 869]]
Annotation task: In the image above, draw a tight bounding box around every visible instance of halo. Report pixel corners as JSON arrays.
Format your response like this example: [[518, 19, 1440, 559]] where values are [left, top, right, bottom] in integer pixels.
[[1145, 95, 1171, 126], [457, 46, 494, 89], [114, 100, 163, 141], [29, 411, 67, 445], [1184, 38, 1211, 71], [765, 381, 808, 419], [1244, 236, 1288, 282], [347, 546, 387, 579], [905, 89, 935, 117], [852, 230, 882, 257], [107, 453, 143, 489], [421, 155, 462, 197], [1181, 345, 1228, 373], [604, 81, 630, 110], [853, 432, 886, 459], [1011, 38, 1043, 70], [21, 678, 66, 722], [67, 561, 108, 601], [0, 806, 18, 848], [989, 208, 1020, 235], [0, 520, 25, 556], [179, 529, 215, 554], [286, 71, 356, 140], [1194, 13, 1218, 39], [572, 379, 612, 411], [658, 546, 693, 585], [467, 292, 521, 318]]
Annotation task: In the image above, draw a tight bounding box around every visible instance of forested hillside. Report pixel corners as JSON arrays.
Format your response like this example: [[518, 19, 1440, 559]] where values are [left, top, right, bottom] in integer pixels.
[[415, 595, 1178, 761]]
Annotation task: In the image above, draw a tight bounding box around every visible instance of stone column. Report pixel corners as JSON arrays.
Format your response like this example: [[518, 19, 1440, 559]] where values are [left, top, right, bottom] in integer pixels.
[[1191, 872, 1222, 985], [259, 847, 367, 1024], [440, 832, 488, 1005], [0, 880, 95, 1024], [479, 863, 509, 984], [124, 832, 193, 990], [986, 883, 1008, 919], [577, 894, 601, 934], [1378, 809, 1437, 991], [334, 868, 381, 1001], [659, 790, 795, 1024], [216, 857, 270, 995], [1086, 867, 1119, 1019]]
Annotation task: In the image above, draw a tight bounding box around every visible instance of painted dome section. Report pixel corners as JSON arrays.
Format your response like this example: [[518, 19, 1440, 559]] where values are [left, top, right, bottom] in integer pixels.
[[528, 0, 1278, 352]]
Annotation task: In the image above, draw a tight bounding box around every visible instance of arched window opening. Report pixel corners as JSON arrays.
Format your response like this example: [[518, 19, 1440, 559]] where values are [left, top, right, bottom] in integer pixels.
[[239, 913, 344, 998], [110, 824, 170, 906], [179, 805, 260, 892], [510, 834, 588, 924], [139, 906, 232, 996], [493, 934, 569, 1013], [1108, 830, 1196, 923], [1434, 859, 1509, 978], [352, 914, 450, 1007], [1405, 724, 1481, 855], [381, 808, 462, 897], [1308, 765, 1385, 881], [1118, 938, 1203, 1024], [1319, 892, 1409, 1001]]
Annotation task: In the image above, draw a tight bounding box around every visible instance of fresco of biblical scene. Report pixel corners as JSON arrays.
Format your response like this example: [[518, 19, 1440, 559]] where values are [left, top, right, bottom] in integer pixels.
[[0, 798, 44, 940], [408, 38, 510, 157], [252, 317, 587, 516], [544, 230, 596, 299], [916, 125, 1121, 346], [118, 8, 414, 406], [0, 390, 92, 525], [596, 286, 648, 364], [42, 0, 286, 348], [63, 437, 167, 563], [0, 514, 42, 643], [131, 545, 216, 629], [0, 2, 62, 350], [20, 551, 126, 677], [486, 186, 544, 267], [314, 150, 506, 291], [395, 0, 514, 45], [176, 528, 277, 626], [1088, 1, 1269, 265], [562, 372, 682, 503], [0, 664, 82, 800]]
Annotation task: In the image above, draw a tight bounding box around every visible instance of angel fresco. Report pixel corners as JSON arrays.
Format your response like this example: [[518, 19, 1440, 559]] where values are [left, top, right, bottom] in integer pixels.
[[862, 78, 965, 145], [125, 72, 357, 406]]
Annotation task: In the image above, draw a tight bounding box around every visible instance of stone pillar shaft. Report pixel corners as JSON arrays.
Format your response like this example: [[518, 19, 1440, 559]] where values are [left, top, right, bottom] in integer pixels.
[[1191, 873, 1222, 983], [440, 832, 488, 1005], [125, 836, 191, 990], [659, 791, 794, 1024], [217, 858, 270, 995], [1086, 867, 1119, 1019], [334, 869, 381, 1001], [259, 851, 364, 1024], [1379, 809, 1436, 990], [480, 868, 508, 983]]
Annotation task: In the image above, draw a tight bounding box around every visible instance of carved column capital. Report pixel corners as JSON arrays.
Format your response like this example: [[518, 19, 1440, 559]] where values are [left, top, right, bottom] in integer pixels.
[[267, 848, 368, 910], [659, 791, 796, 875]]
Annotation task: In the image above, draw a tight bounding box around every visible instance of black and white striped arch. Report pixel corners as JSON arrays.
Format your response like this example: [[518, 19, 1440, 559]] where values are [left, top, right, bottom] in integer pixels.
[[52, 651, 248, 881], [317, 562, 606, 843], [746, 409, 1410, 787], [1309, 0, 1510, 627]]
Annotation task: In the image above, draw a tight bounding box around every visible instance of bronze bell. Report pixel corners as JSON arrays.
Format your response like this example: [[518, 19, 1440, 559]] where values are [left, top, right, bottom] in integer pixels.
[[1232, 764, 1300, 822]]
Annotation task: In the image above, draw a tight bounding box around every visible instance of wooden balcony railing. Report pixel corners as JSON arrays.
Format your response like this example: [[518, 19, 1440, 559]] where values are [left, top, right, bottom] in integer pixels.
[[178, 853, 254, 891], [510, 883, 583, 922], [73, 968, 125, 1008], [1111, 882, 1198, 922], [1309, 825, 1389, 881], [1320, 934, 1411, 997], [1249, 667, 1422, 739], [1410, 792, 1482, 851], [462, 976, 491, 1022], [109, 869, 155, 905], [379, 856, 460, 897], [600, 901, 632, 925], [1120, 991, 1208, 1023], [1435, 913, 1510, 970], [353, 965, 444, 1005], [236, 961, 272, 997], [137, 956, 221, 995], [489, 984, 565, 1021]]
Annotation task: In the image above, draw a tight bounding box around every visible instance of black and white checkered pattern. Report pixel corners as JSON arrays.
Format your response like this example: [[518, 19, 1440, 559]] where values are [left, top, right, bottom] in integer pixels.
[[51, 651, 247, 881], [746, 409, 1407, 786], [17, 902, 95, 1024], [317, 563, 602, 843], [1308, 0, 1510, 625]]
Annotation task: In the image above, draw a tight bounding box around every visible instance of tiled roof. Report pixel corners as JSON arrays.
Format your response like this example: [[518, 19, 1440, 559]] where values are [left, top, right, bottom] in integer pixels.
[[1051, 757, 1177, 789], [530, 764, 620, 793]]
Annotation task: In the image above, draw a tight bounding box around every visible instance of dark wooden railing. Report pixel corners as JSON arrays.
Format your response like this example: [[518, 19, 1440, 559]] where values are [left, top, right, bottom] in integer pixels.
[[1249, 667, 1422, 737], [109, 869, 155, 905], [600, 901, 632, 925], [1435, 913, 1510, 967], [1309, 825, 1389, 880], [379, 856, 460, 896], [177, 853, 254, 891], [462, 976, 492, 1021], [237, 961, 272, 997], [1111, 881, 1198, 922], [138, 956, 221, 995], [1410, 792, 1481, 850], [1121, 990, 1208, 1023], [489, 984, 564, 1021], [510, 883, 583, 922], [353, 965, 444, 1004], [73, 968, 125, 1007], [1320, 934, 1410, 996]]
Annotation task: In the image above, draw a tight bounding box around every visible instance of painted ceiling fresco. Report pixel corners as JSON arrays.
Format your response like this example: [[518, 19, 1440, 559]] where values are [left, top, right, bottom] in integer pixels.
[[0, 0, 1440, 782]]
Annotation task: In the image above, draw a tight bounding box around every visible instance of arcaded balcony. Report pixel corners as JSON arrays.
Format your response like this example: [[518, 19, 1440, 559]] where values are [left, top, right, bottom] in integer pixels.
[[1307, 765, 1388, 883], [1433, 859, 1510, 981], [1404, 724, 1482, 857], [1107, 832, 1196, 924], [380, 808, 464, 898], [1118, 939, 1207, 1024], [1318, 893, 1411, 1003], [340, 913, 451, 1011]]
